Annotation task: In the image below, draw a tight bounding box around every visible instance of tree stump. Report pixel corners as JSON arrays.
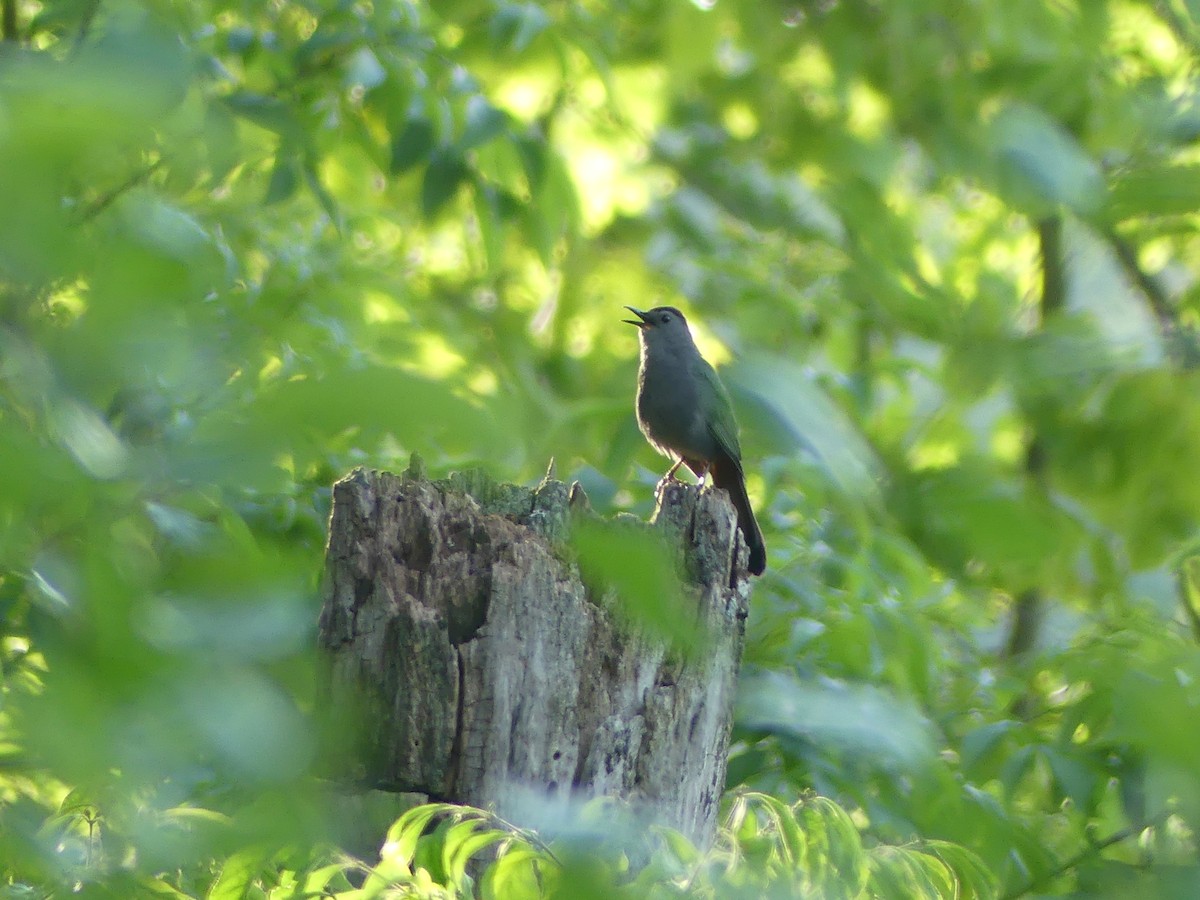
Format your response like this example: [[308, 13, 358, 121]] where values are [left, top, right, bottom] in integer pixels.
[[317, 458, 753, 847]]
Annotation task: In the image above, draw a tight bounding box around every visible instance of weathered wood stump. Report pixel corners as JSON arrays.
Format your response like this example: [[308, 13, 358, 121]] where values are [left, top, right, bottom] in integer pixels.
[[317, 458, 753, 847]]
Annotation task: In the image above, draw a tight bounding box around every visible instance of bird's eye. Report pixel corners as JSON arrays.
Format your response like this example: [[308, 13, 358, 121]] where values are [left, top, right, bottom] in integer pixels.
[[660, 314, 670, 324]]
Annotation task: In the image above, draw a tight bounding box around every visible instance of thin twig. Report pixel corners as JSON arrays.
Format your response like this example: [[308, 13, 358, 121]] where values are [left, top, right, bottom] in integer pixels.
[[1106, 227, 1200, 367], [2, 0, 17, 43], [1104, 229, 1182, 360], [76, 158, 164, 222], [1001, 810, 1171, 900]]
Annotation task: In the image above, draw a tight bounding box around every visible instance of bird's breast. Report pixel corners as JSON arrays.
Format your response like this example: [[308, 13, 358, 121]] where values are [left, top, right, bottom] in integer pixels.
[[635, 353, 717, 461]]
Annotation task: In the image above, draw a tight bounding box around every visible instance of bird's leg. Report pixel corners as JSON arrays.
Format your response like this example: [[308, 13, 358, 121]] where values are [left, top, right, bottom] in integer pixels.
[[696, 462, 711, 488], [664, 458, 685, 481]]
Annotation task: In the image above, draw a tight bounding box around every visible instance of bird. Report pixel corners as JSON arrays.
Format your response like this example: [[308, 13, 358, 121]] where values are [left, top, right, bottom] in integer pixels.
[[624, 305, 766, 575]]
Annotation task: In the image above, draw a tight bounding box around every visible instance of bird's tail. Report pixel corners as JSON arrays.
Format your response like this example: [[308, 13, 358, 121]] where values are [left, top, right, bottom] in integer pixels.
[[711, 454, 766, 576]]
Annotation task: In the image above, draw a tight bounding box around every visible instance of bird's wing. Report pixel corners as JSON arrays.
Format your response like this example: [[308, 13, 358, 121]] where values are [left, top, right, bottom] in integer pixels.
[[696, 358, 743, 463]]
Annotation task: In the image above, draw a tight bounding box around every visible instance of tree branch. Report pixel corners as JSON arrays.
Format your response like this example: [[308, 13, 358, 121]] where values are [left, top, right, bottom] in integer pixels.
[[1107, 228, 1200, 366], [1038, 215, 1066, 318], [1103, 228, 1192, 365], [1005, 216, 1063, 671]]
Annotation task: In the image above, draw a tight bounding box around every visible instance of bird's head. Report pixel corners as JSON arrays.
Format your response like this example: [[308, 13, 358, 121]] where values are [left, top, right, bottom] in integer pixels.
[[623, 306, 696, 352]]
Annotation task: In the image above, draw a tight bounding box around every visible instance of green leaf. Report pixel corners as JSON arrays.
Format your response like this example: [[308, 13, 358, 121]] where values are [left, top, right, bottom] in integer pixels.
[[799, 797, 867, 898], [724, 793, 749, 838], [297, 862, 353, 897], [265, 152, 300, 205], [136, 877, 197, 898], [390, 115, 437, 174], [475, 136, 532, 199], [472, 180, 506, 274], [960, 720, 1019, 778], [999, 744, 1037, 797], [766, 798, 806, 865], [302, 157, 341, 228], [489, 3, 551, 53], [161, 806, 233, 827], [869, 846, 954, 900], [569, 517, 704, 653], [460, 96, 509, 151], [187, 365, 499, 487], [1106, 163, 1200, 221], [445, 823, 508, 889], [120, 193, 215, 264], [727, 357, 882, 501], [481, 846, 548, 900], [223, 93, 300, 139], [1041, 745, 1099, 813], [421, 148, 469, 218], [345, 46, 387, 91], [736, 671, 937, 769], [206, 848, 267, 900], [412, 816, 455, 887], [384, 803, 453, 864], [524, 152, 578, 266], [991, 102, 1104, 216], [868, 849, 925, 900], [908, 850, 958, 899], [203, 101, 240, 182], [924, 840, 1000, 900], [893, 460, 1074, 581], [655, 826, 700, 867]]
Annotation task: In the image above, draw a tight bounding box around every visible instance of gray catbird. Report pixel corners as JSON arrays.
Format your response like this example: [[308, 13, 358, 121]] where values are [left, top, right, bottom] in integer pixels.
[[625, 306, 766, 575]]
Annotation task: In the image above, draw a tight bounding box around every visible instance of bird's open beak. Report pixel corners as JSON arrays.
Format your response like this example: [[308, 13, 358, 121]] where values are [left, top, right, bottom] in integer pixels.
[[623, 306, 649, 328]]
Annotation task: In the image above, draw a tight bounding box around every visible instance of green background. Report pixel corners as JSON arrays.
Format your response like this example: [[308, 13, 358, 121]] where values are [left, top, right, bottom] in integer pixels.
[[4, 0, 1200, 896]]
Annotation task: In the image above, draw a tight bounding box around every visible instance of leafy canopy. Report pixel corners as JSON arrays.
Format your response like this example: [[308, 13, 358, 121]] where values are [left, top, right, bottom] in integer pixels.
[[3, 0, 1200, 897]]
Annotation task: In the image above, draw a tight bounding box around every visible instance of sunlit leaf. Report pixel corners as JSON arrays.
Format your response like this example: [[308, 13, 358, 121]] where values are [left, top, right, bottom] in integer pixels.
[[923, 840, 999, 900], [480, 846, 548, 900], [207, 848, 267, 900], [385, 804, 452, 864]]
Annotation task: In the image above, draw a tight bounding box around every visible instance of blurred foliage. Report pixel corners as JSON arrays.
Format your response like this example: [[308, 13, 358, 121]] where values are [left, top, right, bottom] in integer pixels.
[[338, 795, 998, 899], [5, 0, 1200, 896]]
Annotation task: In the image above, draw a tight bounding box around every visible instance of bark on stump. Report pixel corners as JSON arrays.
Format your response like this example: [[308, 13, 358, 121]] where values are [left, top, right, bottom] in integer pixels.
[[317, 460, 753, 847]]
